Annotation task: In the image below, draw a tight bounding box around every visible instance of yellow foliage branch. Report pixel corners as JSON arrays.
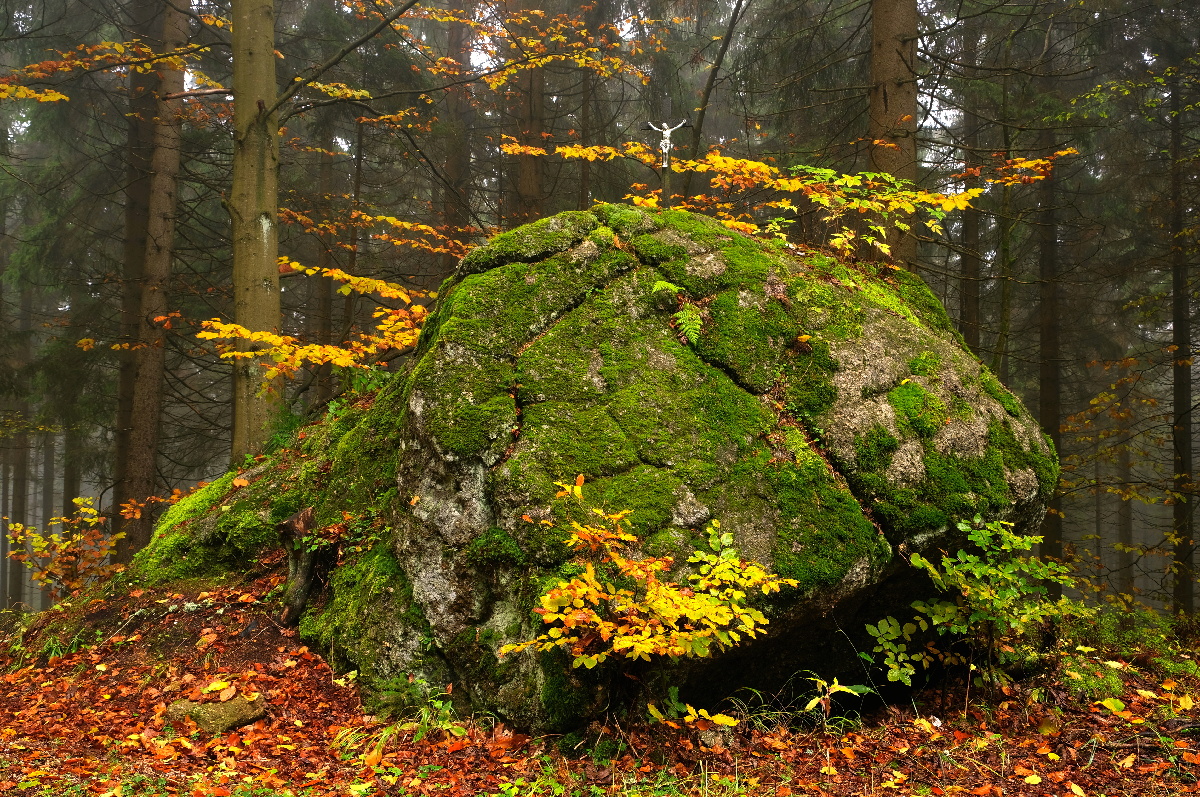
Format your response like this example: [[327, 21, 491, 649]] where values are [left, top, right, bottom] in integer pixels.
[[197, 263, 429, 390]]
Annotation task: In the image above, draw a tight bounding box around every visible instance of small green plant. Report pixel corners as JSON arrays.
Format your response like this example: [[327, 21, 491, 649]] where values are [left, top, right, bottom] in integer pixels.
[[335, 678, 467, 769], [865, 515, 1079, 687], [647, 685, 739, 729], [803, 674, 872, 718], [653, 280, 704, 344]]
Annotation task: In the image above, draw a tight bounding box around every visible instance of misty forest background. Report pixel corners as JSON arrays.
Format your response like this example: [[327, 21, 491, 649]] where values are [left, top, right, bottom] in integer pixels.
[[0, 0, 1196, 615]]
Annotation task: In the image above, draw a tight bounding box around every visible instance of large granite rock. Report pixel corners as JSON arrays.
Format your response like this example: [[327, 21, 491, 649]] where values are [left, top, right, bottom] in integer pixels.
[[132, 206, 1055, 731]]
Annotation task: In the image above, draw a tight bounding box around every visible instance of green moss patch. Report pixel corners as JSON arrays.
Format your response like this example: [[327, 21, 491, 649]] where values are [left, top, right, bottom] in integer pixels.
[[299, 542, 427, 673], [888, 268, 958, 337], [458, 211, 599, 274], [155, 472, 237, 536], [981, 370, 1022, 417], [908, 350, 942, 377], [888, 382, 949, 439]]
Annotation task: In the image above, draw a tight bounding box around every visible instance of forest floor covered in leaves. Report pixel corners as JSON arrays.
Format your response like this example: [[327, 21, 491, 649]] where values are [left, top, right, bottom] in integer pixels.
[[1, 568, 1199, 797]]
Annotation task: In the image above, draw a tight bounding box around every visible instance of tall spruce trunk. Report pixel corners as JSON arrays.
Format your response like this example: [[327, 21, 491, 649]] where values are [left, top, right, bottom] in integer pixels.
[[442, 4, 475, 272], [682, 0, 748, 200], [38, 434, 53, 609], [511, 0, 544, 226], [1169, 75, 1194, 614], [115, 0, 160, 538], [868, 0, 918, 266], [118, 1, 187, 560], [1118, 439, 1134, 597], [8, 434, 27, 608], [0, 452, 8, 605], [1037, 126, 1063, 598], [230, 0, 281, 462], [7, 288, 32, 608], [314, 124, 335, 405], [959, 31, 982, 354]]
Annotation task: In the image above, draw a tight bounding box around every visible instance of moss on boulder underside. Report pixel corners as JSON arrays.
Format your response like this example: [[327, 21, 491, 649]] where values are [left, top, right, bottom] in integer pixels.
[[132, 205, 1056, 731]]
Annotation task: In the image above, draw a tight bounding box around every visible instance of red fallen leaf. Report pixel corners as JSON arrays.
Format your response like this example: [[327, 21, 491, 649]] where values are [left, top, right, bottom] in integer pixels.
[[237, 593, 257, 603]]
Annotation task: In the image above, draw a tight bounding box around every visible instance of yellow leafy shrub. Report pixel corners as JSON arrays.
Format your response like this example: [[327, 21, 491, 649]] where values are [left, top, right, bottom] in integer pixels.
[[501, 480, 798, 670]]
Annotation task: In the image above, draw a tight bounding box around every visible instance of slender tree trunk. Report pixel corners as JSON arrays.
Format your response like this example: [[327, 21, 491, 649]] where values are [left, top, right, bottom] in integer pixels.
[[315, 125, 335, 406], [8, 438, 26, 609], [61, 285, 84, 520], [514, 66, 544, 225], [118, 1, 187, 560], [38, 434, 54, 609], [8, 288, 32, 608], [991, 45, 1014, 378], [62, 427, 81, 520], [1169, 75, 1194, 615], [510, 0, 544, 227], [115, 0, 160, 537], [343, 123, 365, 337], [230, 0, 281, 463], [959, 31, 981, 354], [0, 452, 8, 606], [868, 0, 918, 266], [578, 71, 592, 210], [0, 111, 8, 606], [442, 4, 475, 272], [1117, 439, 1134, 597], [1037, 124, 1063, 597], [682, 0, 748, 199]]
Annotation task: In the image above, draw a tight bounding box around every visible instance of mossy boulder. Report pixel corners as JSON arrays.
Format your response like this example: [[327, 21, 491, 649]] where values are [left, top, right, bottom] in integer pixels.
[[130, 205, 1055, 731]]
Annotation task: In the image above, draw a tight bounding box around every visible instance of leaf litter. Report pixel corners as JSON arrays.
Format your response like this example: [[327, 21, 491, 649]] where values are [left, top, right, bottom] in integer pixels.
[[2, 573, 1199, 795]]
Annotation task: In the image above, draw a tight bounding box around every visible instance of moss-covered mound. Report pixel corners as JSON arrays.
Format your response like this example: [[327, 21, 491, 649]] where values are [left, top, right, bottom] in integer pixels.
[[130, 205, 1055, 731]]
